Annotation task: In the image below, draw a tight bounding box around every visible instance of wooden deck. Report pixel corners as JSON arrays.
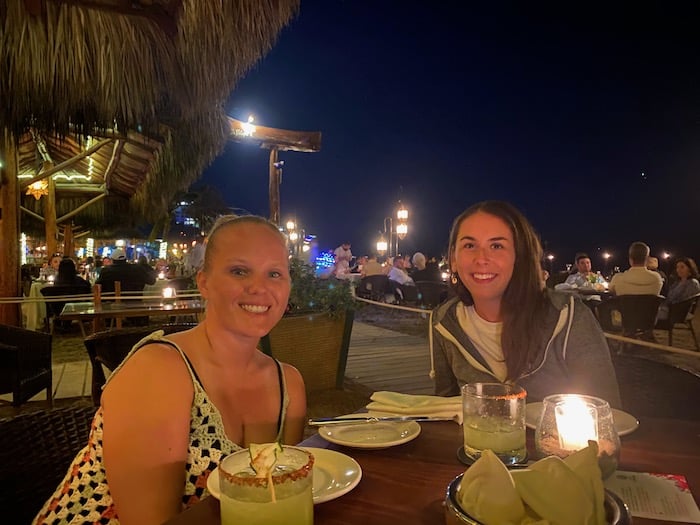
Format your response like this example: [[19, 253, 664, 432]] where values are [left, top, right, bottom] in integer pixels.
[[0, 321, 433, 406], [345, 322, 433, 395]]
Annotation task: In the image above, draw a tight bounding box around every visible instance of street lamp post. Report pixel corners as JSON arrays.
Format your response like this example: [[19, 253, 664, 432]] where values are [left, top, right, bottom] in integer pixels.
[[375, 202, 409, 259], [395, 201, 408, 255], [285, 219, 301, 257]]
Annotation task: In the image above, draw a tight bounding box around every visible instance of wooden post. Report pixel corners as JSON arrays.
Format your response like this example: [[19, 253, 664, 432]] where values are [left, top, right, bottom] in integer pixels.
[[45, 165, 58, 256], [268, 147, 281, 226], [228, 118, 321, 229], [0, 128, 21, 325], [63, 223, 74, 257]]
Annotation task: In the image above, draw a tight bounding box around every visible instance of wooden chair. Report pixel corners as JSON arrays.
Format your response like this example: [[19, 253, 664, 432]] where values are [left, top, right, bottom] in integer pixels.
[[0, 404, 95, 523], [655, 292, 700, 349], [0, 324, 52, 407], [415, 281, 449, 308], [611, 351, 700, 420], [84, 323, 197, 405]]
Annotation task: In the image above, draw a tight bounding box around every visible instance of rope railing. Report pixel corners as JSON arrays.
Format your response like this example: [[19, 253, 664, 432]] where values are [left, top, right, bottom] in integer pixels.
[[0, 289, 203, 305], [351, 292, 700, 359], [604, 332, 700, 358]]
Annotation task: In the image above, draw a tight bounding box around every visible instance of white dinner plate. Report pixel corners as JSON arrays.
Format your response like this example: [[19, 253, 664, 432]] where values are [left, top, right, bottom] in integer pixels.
[[525, 402, 639, 437], [206, 447, 362, 505], [317, 414, 421, 449]]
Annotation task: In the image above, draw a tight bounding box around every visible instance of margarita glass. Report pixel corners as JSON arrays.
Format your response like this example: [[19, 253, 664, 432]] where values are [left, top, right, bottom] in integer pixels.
[[462, 383, 527, 465], [219, 446, 314, 525]]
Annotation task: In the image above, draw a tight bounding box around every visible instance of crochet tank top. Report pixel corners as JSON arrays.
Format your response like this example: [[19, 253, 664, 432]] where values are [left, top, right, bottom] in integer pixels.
[[34, 330, 289, 524]]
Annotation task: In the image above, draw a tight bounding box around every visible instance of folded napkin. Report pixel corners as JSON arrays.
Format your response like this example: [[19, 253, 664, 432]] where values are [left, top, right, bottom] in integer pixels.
[[366, 391, 462, 424], [458, 443, 606, 525], [458, 449, 526, 524]]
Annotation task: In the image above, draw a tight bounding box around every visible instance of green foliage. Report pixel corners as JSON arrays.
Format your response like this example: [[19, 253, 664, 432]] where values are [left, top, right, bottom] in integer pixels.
[[287, 258, 357, 318]]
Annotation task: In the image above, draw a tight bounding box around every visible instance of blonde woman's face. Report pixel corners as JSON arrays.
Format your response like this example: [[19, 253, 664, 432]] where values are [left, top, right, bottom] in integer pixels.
[[197, 223, 290, 338]]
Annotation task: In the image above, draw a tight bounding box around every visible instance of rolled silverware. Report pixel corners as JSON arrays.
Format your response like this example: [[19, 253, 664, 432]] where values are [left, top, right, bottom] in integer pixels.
[[308, 415, 455, 426]]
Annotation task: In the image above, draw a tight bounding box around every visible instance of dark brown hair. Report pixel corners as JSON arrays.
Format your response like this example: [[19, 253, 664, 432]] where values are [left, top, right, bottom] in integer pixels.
[[674, 257, 699, 279], [447, 200, 549, 380]]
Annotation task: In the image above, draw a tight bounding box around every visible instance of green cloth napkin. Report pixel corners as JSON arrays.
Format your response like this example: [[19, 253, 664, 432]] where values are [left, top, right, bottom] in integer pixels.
[[366, 391, 462, 423], [458, 445, 606, 525]]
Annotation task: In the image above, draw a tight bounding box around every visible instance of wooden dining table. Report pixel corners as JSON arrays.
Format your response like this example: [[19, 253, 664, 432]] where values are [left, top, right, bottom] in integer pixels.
[[166, 416, 700, 525]]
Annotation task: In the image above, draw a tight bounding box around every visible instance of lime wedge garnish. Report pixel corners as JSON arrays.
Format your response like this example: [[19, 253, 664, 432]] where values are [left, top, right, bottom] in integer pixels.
[[249, 442, 283, 479], [248, 442, 283, 503]]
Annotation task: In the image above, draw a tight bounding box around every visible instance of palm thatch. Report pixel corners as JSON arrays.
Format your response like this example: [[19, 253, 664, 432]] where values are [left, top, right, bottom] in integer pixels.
[[2, 0, 300, 232], [1, 0, 300, 137]]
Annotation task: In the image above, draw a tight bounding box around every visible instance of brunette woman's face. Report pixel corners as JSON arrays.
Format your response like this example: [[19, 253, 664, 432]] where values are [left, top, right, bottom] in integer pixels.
[[676, 261, 691, 279], [50, 256, 61, 270], [451, 211, 515, 313]]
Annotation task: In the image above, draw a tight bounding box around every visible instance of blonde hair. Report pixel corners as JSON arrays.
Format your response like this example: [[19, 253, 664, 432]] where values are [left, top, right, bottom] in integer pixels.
[[202, 215, 286, 271]]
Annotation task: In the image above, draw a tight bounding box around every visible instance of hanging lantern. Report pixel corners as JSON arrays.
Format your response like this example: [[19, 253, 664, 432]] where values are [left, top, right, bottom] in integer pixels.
[[26, 180, 49, 200]]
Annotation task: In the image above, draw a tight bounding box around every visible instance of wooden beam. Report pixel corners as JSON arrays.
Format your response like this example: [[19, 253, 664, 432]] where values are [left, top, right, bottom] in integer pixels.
[[20, 206, 45, 221], [57, 192, 107, 223], [21, 138, 112, 189], [228, 118, 322, 153]]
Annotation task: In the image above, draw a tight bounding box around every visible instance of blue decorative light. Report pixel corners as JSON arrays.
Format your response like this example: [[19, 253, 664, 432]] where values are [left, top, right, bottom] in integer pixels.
[[315, 251, 335, 270]]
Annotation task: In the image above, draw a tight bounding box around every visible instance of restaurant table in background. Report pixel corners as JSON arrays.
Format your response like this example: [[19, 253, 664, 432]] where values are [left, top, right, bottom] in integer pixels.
[[22, 280, 51, 330], [59, 299, 205, 336], [165, 416, 700, 525], [143, 278, 174, 296]]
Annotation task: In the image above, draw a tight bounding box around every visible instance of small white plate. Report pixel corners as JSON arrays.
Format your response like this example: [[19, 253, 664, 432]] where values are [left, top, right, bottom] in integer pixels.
[[317, 414, 421, 449], [525, 402, 639, 437], [206, 447, 362, 505]]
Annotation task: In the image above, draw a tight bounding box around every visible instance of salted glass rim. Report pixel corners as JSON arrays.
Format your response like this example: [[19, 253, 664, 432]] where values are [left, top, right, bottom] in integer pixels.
[[461, 382, 527, 400], [219, 445, 314, 488]]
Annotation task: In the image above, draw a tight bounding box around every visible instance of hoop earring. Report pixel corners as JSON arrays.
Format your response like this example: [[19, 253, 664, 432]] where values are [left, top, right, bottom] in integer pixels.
[[451, 273, 458, 285]]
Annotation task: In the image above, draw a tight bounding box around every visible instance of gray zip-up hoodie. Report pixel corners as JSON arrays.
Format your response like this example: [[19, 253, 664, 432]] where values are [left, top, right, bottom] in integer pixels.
[[431, 290, 622, 408]]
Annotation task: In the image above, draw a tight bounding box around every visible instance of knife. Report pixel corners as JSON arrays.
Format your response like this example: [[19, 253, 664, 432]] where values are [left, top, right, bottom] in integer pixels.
[[307, 415, 455, 426]]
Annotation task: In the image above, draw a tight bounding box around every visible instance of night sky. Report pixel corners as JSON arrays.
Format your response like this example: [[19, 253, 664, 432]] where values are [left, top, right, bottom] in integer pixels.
[[199, 1, 699, 272]]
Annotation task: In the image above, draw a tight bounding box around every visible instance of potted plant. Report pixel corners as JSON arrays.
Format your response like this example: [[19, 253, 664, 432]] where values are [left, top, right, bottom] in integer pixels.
[[259, 258, 357, 392]]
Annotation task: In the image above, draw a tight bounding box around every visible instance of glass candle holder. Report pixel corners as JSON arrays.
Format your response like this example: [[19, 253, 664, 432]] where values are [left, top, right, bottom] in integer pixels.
[[219, 446, 314, 525], [535, 394, 620, 478]]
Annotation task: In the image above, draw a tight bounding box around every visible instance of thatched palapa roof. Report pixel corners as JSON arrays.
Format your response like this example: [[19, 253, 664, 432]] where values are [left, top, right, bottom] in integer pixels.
[[1, 0, 300, 229]]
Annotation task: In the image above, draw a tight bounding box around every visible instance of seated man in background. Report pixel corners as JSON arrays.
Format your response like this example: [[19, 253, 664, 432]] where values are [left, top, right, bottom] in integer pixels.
[[609, 242, 663, 296], [411, 252, 442, 282], [361, 253, 385, 277], [597, 241, 663, 331], [387, 255, 416, 303], [556, 252, 607, 308], [96, 248, 158, 326], [96, 248, 156, 294]]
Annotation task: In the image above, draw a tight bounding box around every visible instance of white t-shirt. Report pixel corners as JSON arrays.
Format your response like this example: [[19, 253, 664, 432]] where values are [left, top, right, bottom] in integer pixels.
[[456, 303, 507, 382]]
